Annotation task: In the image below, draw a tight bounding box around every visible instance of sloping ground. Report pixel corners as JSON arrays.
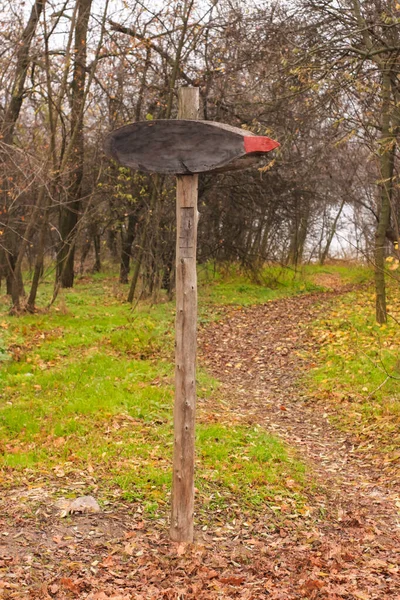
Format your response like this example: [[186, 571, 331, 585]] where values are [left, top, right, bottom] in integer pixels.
[[0, 289, 399, 599], [199, 291, 400, 599]]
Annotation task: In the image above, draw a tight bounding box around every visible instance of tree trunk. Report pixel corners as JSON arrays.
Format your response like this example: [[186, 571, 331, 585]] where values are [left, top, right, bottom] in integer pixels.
[[127, 226, 146, 303], [79, 236, 92, 274], [127, 179, 162, 302], [6, 254, 25, 301], [8, 187, 46, 310], [56, 0, 92, 288], [287, 200, 310, 266], [27, 205, 49, 312], [0, 0, 46, 307], [119, 213, 138, 283], [107, 228, 119, 261], [320, 198, 346, 265], [375, 71, 394, 324], [93, 231, 101, 273]]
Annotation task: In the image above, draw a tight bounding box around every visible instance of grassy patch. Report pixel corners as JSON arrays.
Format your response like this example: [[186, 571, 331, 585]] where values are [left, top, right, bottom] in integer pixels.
[[197, 423, 306, 511], [0, 271, 308, 519], [198, 261, 371, 306], [307, 279, 400, 453]]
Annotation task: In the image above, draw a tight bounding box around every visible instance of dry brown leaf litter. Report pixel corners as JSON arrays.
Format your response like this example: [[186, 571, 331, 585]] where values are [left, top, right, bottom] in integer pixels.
[[0, 289, 399, 599]]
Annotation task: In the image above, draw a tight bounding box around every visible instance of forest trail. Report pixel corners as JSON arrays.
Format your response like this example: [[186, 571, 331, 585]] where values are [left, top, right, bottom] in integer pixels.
[[199, 288, 400, 599]]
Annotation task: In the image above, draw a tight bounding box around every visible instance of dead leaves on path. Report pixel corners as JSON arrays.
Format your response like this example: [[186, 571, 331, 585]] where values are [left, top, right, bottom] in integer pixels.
[[197, 291, 400, 599], [0, 498, 399, 599], [2, 513, 399, 600]]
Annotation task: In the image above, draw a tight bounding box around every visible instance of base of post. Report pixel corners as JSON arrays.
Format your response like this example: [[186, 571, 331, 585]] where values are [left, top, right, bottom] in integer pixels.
[[170, 528, 194, 543]]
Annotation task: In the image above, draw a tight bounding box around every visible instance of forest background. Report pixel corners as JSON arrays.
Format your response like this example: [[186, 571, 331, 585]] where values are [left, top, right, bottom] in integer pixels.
[[1, 0, 399, 320]]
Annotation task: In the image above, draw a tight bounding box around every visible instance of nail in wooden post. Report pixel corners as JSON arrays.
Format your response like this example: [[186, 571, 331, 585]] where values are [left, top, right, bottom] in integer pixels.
[[170, 87, 200, 542]]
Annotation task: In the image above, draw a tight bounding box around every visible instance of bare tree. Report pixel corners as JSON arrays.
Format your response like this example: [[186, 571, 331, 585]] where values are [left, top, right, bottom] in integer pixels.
[[0, 0, 45, 306]]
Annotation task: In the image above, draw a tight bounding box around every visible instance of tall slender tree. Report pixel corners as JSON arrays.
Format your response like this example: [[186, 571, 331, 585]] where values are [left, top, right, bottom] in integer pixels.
[[56, 0, 93, 288]]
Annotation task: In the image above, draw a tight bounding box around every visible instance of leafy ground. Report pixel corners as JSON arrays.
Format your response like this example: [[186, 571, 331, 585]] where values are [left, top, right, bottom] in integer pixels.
[[0, 264, 399, 599], [307, 284, 400, 459]]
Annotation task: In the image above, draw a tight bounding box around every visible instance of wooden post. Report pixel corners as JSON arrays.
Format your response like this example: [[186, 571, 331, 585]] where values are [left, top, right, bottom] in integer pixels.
[[170, 87, 200, 542], [104, 89, 279, 542]]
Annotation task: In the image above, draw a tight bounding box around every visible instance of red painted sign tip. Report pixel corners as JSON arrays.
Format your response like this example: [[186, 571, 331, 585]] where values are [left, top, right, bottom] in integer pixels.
[[244, 136, 280, 154]]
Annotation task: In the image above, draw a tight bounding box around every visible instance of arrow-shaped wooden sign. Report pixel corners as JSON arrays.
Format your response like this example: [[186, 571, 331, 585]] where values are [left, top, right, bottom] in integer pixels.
[[104, 119, 279, 175]]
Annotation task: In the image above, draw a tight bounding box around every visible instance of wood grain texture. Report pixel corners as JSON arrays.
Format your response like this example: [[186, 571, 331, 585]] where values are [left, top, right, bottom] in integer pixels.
[[170, 87, 199, 543], [104, 119, 279, 174]]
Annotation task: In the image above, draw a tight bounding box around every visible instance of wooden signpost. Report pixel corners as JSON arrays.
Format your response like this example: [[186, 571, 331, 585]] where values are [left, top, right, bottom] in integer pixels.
[[105, 87, 279, 543]]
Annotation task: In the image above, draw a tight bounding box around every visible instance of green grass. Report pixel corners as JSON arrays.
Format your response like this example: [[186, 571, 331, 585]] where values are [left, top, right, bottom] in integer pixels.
[[307, 279, 400, 452], [197, 424, 306, 510], [0, 268, 312, 518], [198, 261, 371, 306]]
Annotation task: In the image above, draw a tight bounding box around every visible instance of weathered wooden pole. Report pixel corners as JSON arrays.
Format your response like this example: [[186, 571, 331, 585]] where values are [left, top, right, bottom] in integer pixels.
[[170, 87, 200, 542], [104, 93, 279, 543]]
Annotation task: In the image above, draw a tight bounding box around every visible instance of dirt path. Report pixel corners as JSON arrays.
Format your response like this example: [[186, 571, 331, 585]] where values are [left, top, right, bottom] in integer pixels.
[[199, 290, 400, 599], [0, 290, 399, 600]]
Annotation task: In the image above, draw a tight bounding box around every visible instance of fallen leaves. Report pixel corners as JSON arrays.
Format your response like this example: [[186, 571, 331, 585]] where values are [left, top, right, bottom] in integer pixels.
[[0, 288, 399, 599], [303, 578, 325, 591], [219, 575, 245, 585], [60, 576, 80, 594], [175, 541, 188, 556], [353, 592, 370, 600], [88, 594, 131, 600], [198, 290, 400, 599]]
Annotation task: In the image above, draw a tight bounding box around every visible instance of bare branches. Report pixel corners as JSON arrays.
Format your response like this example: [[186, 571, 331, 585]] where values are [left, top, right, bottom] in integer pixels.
[[1, 0, 46, 144], [108, 19, 195, 86]]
